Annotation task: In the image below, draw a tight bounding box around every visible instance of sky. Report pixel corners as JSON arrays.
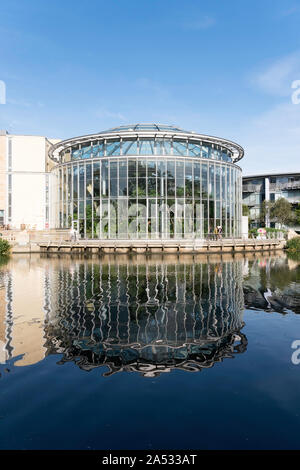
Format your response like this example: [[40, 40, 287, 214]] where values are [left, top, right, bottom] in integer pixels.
[[0, 0, 300, 175]]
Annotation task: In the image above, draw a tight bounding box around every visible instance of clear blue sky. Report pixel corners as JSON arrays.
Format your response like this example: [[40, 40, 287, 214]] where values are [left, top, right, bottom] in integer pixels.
[[1, 0, 300, 174]]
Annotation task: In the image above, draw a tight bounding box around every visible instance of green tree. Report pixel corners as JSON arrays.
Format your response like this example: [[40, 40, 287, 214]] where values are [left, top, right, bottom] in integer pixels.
[[270, 198, 294, 228], [242, 204, 250, 216], [259, 200, 272, 226], [0, 239, 11, 256], [294, 203, 300, 226]]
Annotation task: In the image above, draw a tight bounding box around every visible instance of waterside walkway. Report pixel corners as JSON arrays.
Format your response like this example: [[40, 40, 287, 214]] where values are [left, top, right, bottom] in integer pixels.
[[26, 238, 286, 254]]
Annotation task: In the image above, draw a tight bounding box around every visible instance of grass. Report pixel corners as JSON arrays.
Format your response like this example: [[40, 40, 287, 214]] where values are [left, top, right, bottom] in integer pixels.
[[285, 237, 300, 253]]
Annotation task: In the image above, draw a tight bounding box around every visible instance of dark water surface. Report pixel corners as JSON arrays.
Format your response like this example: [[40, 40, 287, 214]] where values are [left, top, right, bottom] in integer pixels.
[[0, 252, 299, 450]]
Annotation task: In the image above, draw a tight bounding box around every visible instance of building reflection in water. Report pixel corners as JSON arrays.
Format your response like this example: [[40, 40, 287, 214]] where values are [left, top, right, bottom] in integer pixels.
[[41, 255, 246, 377], [0, 254, 253, 377]]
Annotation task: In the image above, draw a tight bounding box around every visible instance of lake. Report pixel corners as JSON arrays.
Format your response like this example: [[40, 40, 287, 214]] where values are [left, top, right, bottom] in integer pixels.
[[0, 252, 299, 450]]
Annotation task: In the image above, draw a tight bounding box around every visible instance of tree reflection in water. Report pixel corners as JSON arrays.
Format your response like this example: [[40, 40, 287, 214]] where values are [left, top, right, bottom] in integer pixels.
[[243, 254, 300, 314], [43, 256, 247, 377]]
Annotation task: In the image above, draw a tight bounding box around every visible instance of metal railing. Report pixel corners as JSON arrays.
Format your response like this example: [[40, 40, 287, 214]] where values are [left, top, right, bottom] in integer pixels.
[[269, 181, 300, 191]]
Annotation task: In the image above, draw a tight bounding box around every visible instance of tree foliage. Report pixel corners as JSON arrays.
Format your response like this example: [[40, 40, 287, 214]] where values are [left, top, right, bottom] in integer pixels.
[[242, 204, 250, 216], [0, 239, 11, 256], [270, 198, 294, 227]]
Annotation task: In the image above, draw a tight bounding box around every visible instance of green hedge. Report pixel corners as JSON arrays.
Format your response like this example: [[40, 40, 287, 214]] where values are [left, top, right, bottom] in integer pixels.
[[285, 237, 300, 253], [0, 239, 11, 256]]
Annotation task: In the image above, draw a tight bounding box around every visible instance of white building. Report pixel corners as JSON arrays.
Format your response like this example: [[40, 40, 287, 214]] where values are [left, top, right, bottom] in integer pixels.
[[0, 131, 60, 230]]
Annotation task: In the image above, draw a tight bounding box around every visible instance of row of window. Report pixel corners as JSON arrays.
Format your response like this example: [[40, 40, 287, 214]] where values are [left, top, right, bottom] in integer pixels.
[[53, 159, 242, 238], [56, 159, 240, 201], [59, 138, 233, 163]]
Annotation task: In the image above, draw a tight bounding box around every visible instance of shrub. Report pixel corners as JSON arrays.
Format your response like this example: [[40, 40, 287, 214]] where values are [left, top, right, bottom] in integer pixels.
[[249, 227, 287, 238], [285, 237, 300, 253], [0, 239, 11, 256]]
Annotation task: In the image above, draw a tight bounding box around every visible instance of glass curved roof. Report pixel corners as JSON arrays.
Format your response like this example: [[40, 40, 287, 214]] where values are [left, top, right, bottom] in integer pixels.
[[99, 123, 190, 134], [48, 123, 244, 163]]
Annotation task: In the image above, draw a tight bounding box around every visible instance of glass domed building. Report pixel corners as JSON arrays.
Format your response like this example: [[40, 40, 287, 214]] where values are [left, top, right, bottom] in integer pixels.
[[49, 124, 244, 239]]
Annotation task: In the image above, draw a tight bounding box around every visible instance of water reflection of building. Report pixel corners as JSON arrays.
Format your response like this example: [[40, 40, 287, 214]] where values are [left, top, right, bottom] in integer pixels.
[[0, 257, 46, 366], [43, 256, 246, 376]]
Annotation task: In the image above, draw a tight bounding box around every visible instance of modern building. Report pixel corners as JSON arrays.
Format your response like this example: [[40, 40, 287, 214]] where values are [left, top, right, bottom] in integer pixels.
[[0, 130, 60, 230], [242, 173, 300, 231], [49, 124, 244, 239]]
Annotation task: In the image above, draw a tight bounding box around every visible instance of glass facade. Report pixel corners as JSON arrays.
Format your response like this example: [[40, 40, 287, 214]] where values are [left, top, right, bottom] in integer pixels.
[[59, 137, 233, 163], [51, 126, 243, 239]]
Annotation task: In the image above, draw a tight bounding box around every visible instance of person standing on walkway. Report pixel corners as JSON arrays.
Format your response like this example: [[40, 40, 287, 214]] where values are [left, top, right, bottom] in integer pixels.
[[217, 226, 223, 240], [69, 227, 75, 242]]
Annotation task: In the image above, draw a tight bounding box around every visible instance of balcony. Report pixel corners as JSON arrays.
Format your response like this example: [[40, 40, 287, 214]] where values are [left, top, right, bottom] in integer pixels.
[[269, 181, 300, 191], [242, 184, 263, 193]]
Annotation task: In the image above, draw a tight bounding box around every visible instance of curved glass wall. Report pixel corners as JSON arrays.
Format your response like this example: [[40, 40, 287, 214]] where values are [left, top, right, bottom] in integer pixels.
[[59, 138, 233, 163], [52, 156, 242, 239], [51, 129, 243, 239]]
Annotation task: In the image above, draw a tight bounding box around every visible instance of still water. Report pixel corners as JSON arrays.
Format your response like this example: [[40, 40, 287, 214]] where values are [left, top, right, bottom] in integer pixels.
[[0, 252, 299, 450]]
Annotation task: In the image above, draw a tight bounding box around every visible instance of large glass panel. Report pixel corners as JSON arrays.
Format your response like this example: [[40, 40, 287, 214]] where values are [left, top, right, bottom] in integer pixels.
[[209, 164, 215, 199], [194, 163, 200, 198], [110, 161, 118, 197], [188, 141, 201, 157], [93, 162, 100, 198], [173, 140, 187, 156], [137, 177, 146, 197], [222, 149, 231, 162], [118, 199, 128, 238], [82, 144, 92, 159], [122, 139, 138, 155], [128, 178, 137, 197], [176, 161, 184, 197], [216, 165, 221, 199], [101, 160, 109, 197], [137, 200, 147, 238], [139, 139, 154, 155], [158, 160, 166, 197], [185, 162, 193, 197], [79, 200, 84, 218], [146, 160, 155, 197], [92, 141, 104, 157], [86, 163, 92, 198], [164, 139, 172, 155], [106, 139, 121, 156], [167, 161, 175, 196], [67, 166, 72, 200], [128, 199, 138, 237], [72, 165, 78, 199], [63, 167, 67, 204], [128, 160, 137, 177], [79, 164, 85, 199], [155, 139, 164, 155], [137, 160, 147, 177], [93, 199, 100, 219], [109, 199, 117, 238], [202, 144, 211, 159], [201, 163, 208, 199], [222, 166, 226, 201], [72, 145, 81, 160], [119, 161, 127, 196]]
